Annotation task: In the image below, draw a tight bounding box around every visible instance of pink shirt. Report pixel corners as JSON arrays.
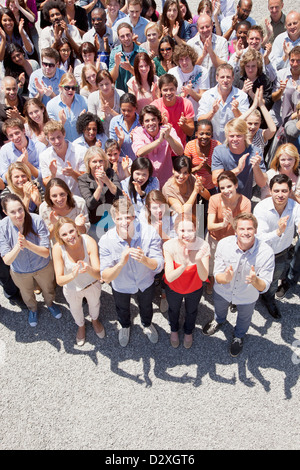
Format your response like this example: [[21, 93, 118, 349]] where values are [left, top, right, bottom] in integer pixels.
[[151, 96, 195, 147], [131, 126, 182, 188]]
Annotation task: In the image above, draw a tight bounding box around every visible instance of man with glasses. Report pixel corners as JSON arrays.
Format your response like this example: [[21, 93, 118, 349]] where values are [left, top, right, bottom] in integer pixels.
[[28, 48, 65, 105], [82, 8, 118, 64]]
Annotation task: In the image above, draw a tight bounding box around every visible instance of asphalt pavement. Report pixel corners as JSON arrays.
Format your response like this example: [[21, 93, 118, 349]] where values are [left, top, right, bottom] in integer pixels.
[[0, 0, 300, 452]]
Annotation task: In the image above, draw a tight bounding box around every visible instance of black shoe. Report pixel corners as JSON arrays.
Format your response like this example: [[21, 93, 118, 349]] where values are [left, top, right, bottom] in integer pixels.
[[203, 319, 222, 336], [7, 293, 26, 309], [261, 297, 281, 319], [230, 303, 237, 313], [276, 279, 290, 299], [230, 337, 243, 357]]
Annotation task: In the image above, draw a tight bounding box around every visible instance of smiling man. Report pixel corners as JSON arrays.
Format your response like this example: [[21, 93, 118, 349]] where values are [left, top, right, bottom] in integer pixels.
[[269, 10, 300, 70], [99, 197, 164, 347], [253, 174, 300, 319], [203, 212, 274, 357]]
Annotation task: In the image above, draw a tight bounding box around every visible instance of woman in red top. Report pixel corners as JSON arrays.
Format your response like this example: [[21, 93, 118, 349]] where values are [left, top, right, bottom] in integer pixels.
[[163, 213, 210, 349]]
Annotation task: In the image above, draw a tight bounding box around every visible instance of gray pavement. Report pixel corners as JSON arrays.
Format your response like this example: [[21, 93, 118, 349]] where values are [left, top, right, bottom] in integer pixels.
[[1, 0, 300, 452]]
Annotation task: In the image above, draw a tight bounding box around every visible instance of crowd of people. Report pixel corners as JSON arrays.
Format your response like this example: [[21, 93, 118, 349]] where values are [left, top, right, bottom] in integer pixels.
[[0, 0, 299, 358]]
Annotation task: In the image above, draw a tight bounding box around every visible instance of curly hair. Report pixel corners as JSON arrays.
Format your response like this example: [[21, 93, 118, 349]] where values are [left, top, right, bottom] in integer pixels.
[[76, 112, 104, 136], [172, 43, 199, 67], [240, 49, 263, 77], [42, 0, 66, 22]]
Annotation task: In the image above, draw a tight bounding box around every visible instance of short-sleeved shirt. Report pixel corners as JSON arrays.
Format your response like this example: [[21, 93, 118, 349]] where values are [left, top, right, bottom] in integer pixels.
[[211, 144, 266, 200], [28, 67, 65, 106], [184, 138, 221, 189], [151, 96, 194, 147]]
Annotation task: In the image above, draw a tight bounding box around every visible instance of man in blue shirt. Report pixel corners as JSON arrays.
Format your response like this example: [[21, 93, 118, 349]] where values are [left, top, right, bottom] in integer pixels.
[[100, 198, 164, 347], [109, 22, 146, 92], [28, 48, 65, 106], [0, 118, 45, 184], [203, 213, 275, 357], [112, 0, 149, 43]]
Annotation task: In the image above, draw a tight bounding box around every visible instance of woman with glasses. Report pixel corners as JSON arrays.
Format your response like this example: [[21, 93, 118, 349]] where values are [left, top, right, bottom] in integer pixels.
[[46, 72, 88, 142], [55, 38, 81, 73], [153, 35, 176, 77]]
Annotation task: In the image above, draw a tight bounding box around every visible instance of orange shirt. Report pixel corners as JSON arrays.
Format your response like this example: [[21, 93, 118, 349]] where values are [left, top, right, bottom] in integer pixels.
[[184, 139, 221, 190]]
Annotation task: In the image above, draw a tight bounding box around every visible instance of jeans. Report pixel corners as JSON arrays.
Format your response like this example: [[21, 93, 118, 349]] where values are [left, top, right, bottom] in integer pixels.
[[112, 282, 155, 328], [213, 290, 256, 338], [165, 284, 203, 335], [261, 249, 290, 303]]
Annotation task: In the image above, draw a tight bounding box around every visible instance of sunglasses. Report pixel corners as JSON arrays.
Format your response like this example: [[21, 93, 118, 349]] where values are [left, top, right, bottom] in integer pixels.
[[62, 85, 76, 91], [160, 47, 172, 52], [42, 62, 56, 68]]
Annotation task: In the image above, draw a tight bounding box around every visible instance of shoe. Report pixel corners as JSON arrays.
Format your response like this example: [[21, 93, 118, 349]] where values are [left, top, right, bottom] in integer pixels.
[[159, 296, 168, 313], [230, 303, 237, 313], [202, 319, 222, 336], [48, 303, 62, 319], [170, 332, 179, 348], [144, 323, 158, 343], [76, 327, 85, 347], [119, 327, 130, 347], [92, 320, 105, 339], [183, 334, 193, 349], [230, 337, 243, 357], [7, 293, 26, 309], [276, 279, 290, 299], [28, 310, 38, 327], [261, 297, 281, 319]]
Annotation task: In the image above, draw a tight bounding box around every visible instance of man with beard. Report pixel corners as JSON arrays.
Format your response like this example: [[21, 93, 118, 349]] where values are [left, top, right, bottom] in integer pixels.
[[202, 212, 274, 357], [39, 0, 82, 56]]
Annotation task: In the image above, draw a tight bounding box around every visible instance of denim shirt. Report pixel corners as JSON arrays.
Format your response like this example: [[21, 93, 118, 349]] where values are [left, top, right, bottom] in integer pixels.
[[99, 220, 164, 293], [0, 214, 50, 274]]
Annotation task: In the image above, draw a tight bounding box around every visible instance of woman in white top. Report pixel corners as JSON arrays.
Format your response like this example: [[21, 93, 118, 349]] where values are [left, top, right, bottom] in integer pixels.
[[52, 217, 104, 346]]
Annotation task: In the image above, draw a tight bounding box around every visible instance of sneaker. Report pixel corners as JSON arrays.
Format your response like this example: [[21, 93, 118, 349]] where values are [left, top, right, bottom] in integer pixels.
[[119, 327, 130, 347], [159, 296, 168, 313], [28, 310, 38, 327], [144, 323, 158, 343], [202, 319, 222, 336], [230, 303, 237, 313], [230, 337, 243, 357], [48, 303, 62, 319], [276, 280, 290, 299]]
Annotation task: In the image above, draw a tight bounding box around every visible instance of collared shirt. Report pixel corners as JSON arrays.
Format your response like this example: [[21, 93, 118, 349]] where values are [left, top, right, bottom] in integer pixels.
[[253, 197, 300, 254], [0, 213, 50, 274], [28, 67, 65, 105], [112, 15, 149, 43], [214, 236, 275, 304], [270, 31, 300, 70], [99, 220, 164, 294], [39, 24, 82, 51], [0, 137, 45, 183], [109, 113, 140, 161], [73, 134, 108, 161], [131, 125, 182, 187], [82, 26, 119, 50], [197, 85, 249, 143], [187, 33, 228, 87], [270, 12, 286, 41], [39, 141, 85, 196], [220, 15, 256, 40], [46, 94, 88, 142], [105, 8, 127, 27], [109, 43, 147, 92]]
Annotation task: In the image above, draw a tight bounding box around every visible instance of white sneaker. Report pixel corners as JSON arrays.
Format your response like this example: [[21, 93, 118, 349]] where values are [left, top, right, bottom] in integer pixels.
[[144, 323, 158, 344], [119, 327, 130, 347]]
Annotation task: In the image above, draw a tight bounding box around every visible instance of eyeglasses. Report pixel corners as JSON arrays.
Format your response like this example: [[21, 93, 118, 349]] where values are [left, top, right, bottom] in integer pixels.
[[42, 62, 56, 68], [160, 47, 172, 52], [62, 85, 76, 91]]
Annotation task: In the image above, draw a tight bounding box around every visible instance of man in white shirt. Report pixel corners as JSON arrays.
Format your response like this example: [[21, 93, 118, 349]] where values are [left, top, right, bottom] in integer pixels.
[[39, 0, 82, 56], [187, 14, 228, 87], [40, 120, 85, 196], [254, 174, 300, 319], [197, 64, 249, 143], [269, 10, 300, 70]]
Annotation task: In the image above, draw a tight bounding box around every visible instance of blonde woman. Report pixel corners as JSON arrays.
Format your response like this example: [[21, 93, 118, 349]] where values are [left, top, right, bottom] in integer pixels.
[[140, 22, 161, 58], [80, 64, 99, 99], [52, 217, 104, 346], [1, 162, 43, 213], [261, 143, 300, 202]]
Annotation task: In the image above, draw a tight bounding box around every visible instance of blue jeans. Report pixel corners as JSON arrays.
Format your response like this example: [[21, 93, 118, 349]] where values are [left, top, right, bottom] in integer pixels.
[[213, 290, 256, 338], [165, 284, 203, 334], [112, 283, 155, 328]]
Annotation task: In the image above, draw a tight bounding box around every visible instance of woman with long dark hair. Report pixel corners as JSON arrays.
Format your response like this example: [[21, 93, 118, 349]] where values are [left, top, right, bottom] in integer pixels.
[[159, 0, 191, 45], [0, 193, 62, 327], [3, 43, 39, 96], [153, 35, 176, 77], [0, 8, 34, 61], [23, 98, 50, 145], [127, 52, 159, 113]]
